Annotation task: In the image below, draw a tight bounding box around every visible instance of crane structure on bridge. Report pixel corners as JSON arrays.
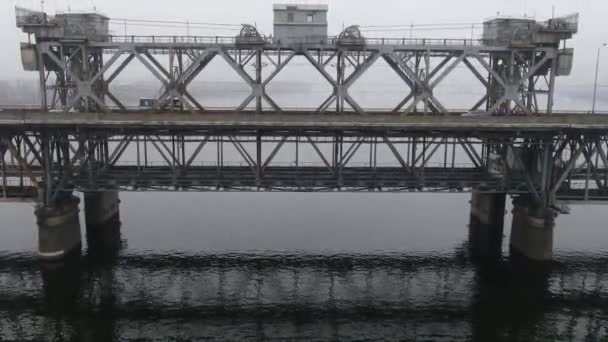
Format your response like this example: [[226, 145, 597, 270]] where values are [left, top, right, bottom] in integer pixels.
[[14, 5, 578, 116]]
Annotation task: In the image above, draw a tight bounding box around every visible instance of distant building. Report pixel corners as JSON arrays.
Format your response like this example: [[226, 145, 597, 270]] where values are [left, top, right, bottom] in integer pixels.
[[273, 4, 328, 45]]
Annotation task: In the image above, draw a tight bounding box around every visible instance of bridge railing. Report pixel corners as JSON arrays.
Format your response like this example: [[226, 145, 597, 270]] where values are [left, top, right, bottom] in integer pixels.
[[332, 37, 482, 47], [106, 35, 482, 47], [105, 161, 479, 169], [108, 35, 242, 45]]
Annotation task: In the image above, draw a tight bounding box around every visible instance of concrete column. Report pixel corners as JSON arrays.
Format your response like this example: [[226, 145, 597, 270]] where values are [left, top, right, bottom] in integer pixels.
[[469, 192, 507, 260], [36, 196, 82, 260], [84, 192, 121, 255], [510, 198, 556, 261]]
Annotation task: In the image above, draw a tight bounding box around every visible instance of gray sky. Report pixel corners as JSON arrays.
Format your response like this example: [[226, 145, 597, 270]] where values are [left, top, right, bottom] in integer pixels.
[[1, 0, 606, 94]]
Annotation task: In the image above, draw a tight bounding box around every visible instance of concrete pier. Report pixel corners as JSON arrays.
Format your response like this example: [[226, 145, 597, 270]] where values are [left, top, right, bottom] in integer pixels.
[[84, 192, 122, 254], [36, 196, 82, 260], [510, 198, 556, 261], [469, 192, 507, 260]]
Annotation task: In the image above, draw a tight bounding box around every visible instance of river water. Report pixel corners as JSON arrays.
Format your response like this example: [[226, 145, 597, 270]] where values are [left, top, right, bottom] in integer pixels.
[[0, 192, 607, 341], [1, 78, 608, 340]]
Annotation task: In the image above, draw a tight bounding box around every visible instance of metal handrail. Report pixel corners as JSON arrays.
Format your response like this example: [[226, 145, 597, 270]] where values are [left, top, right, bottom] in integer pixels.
[[107, 35, 482, 47]]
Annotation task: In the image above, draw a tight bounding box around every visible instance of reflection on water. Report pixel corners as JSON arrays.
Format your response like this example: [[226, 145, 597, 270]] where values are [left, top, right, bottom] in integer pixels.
[[0, 193, 608, 341], [1, 249, 607, 341]]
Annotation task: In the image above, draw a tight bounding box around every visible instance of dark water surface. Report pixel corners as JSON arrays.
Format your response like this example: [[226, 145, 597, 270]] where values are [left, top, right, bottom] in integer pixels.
[[1, 193, 608, 341]]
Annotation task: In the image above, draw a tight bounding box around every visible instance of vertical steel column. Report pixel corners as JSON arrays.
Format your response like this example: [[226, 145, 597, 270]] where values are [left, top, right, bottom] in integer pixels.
[[547, 57, 558, 115], [1, 145, 6, 199], [41, 132, 52, 205], [37, 43, 48, 111], [336, 50, 345, 112], [255, 49, 263, 113], [256, 132, 262, 186], [424, 50, 431, 115], [334, 133, 343, 187], [540, 141, 554, 206], [216, 135, 223, 187], [527, 71, 535, 113]]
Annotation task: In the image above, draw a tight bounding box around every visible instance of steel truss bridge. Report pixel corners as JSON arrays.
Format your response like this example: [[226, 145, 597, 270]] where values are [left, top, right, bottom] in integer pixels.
[[0, 112, 607, 207], [32, 30, 563, 116], [9, 11, 587, 208]]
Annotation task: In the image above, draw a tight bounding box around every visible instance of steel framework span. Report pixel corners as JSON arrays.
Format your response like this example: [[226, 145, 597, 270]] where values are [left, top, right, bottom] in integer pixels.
[[16, 9, 578, 116], [0, 112, 607, 207]]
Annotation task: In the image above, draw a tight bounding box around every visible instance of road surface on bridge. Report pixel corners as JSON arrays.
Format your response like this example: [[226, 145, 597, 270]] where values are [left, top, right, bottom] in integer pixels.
[[0, 111, 606, 131]]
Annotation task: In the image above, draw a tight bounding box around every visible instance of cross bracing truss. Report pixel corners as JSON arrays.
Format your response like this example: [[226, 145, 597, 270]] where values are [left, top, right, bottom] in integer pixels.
[[1, 128, 607, 206], [33, 37, 561, 116]]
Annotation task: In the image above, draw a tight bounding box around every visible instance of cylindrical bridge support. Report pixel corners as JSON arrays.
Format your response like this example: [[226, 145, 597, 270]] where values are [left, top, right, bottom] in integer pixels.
[[36, 196, 82, 260], [469, 192, 507, 260], [84, 192, 122, 255], [510, 197, 556, 262]]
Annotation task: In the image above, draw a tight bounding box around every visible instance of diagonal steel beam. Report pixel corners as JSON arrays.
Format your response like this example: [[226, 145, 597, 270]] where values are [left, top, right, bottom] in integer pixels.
[[303, 51, 339, 87], [219, 49, 255, 83], [262, 136, 288, 170], [134, 51, 169, 86], [236, 94, 255, 112], [430, 53, 466, 89], [40, 45, 81, 83], [413, 138, 439, 166], [229, 136, 256, 167], [522, 54, 552, 81], [185, 136, 210, 168], [106, 54, 135, 84], [264, 52, 278, 68], [316, 93, 337, 113], [428, 56, 453, 80], [340, 137, 365, 167], [6, 140, 40, 190], [149, 139, 176, 169], [182, 90, 205, 111], [458, 139, 482, 168], [151, 136, 181, 168], [183, 52, 216, 85], [21, 135, 43, 166], [143, 51, 172, 80], [473, 54, 507, 89], [107, 136, 134, 167], [262, 53, 295, 87], [383, 137, 414, 174], [463, 57, 490, 88], [90, 50, 124, 83], [88, 93, 111, 113], [343, 93, 366, 114], [389, 52, 449, 114], [305, 135, 334, 175], [105, 91, 127, 111], [420, 138, 446, 167], [581, 144, 604, 191], [470, 95, 489, 111], [323, 50, 338, 67], [393, 93, 415, 113], [382, 54, 415, 88], [550, 143, 585, 195], [343, 52, 380, 88]]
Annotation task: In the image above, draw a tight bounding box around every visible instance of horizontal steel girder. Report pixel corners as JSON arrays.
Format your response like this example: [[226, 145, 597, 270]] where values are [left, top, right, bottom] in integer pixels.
[[1, 128, 607, 205]]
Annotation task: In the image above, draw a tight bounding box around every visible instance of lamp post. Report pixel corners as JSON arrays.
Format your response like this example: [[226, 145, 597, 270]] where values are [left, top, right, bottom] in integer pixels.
[[592, 43, 607, 114]]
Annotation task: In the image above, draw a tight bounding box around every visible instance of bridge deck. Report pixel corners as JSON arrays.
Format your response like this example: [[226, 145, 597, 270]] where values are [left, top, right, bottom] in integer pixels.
[[0, 112, 607, 132]]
